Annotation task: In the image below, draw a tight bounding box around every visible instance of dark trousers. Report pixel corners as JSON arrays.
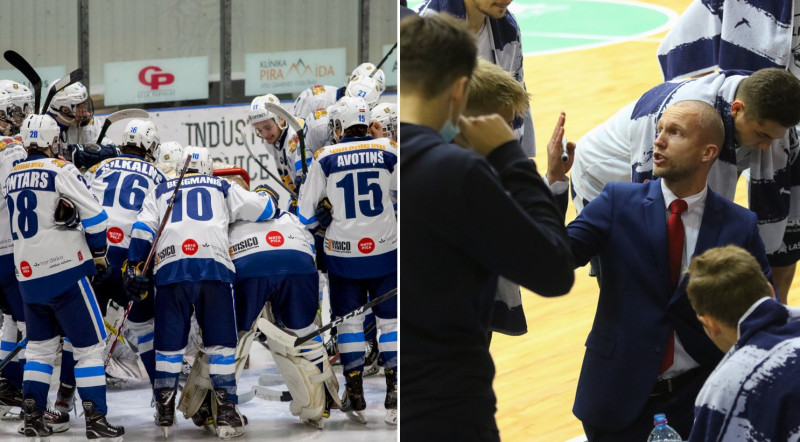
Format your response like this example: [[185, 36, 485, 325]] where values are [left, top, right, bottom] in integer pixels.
[[583, 367, 710, 442]]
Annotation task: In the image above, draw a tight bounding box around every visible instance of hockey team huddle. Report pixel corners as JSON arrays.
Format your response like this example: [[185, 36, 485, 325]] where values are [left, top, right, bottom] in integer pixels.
[[0, 60, 398, 441]]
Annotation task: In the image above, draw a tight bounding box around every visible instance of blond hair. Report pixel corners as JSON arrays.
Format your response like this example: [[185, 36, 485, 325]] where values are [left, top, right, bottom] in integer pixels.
[[465, 58, 531, 117]]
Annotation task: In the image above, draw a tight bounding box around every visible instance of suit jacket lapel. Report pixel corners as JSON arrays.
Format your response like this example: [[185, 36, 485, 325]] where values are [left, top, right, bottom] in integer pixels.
[[644, 180, 671, 288]]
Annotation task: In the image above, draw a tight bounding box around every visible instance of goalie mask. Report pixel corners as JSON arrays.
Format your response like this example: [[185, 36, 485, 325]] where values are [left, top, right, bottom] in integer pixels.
[[21, 114, 61, 155], [0, 80, 34, 131], [327, 96, 369, 143], [345, 75, 381, 109], [371, 102, 397, 140], [183, 145, 213, 175], [122, 119, 160, 161], [48, 82, 93, 127], [348, 62, 386, 94]]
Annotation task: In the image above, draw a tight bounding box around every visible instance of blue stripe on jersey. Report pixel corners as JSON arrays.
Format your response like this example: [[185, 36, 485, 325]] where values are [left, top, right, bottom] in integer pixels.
[[154, 257, 236, 286], [132, 221, 156, 238], [75, 365, 105, 378], [379, 331, 398, 343], [4, 169, 57, 193], [138, 332, 154, 344], [209, 353, 235, 365], [156, 353, 183, 363], [155, 175, 229, 199], [25, 361, 54, 375], [338, 332, 364, 344], [326, 249, 397, 280], [296, 210, 316, 225], [81, 210, 108, 229], [256, 199, 275, 221], [233, 250, 317, 279], [319, 149, 392, 177], [630, 80, 685, 120], [0, 341, 16, 352], [79, 277, 107, 340]]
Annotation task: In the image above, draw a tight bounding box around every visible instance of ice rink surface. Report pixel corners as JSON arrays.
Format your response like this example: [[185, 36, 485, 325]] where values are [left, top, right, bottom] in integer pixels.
[[0, 342, 398, 441]]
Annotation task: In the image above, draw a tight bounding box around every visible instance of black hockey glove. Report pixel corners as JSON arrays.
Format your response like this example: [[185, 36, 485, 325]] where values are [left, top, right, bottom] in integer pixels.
[[315, 199, 333, 229], [54, 198, 80, 229], [68, 143, 119, 169], [91, 246, 111, 285], [122, 260, 150, 303]]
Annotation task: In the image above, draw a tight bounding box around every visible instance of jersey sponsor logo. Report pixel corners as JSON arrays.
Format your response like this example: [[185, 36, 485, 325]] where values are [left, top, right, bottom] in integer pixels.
[[358, 238, 375, 254], [19, 261, 32, 278], [327, 143, 387, 156], [314, 108, 327, 120], [155, 245, 176, 265], [266, 231, 284, 247], [289, 135, 298, 153], [325, 239, 351, 253], [77, 251, 83, 261], [107, 227, 124, 244], [182, 239, 199, 255], [336, 151, 384, 167], [52, 159, 67, 168], [230, 236, 259, 255]]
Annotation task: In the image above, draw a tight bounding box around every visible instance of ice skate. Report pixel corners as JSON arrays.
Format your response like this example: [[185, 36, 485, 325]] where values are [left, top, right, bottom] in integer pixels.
[[82, 400, 124, 441], [213, 388, 244, 440], [54, 383, 75, 414], [190, 390, 213, 430], [340, 376, 367, 424], [0, 378, 22, 417], [22, 398, 53, 442], [19, 401, 70, 434], [154, 388, 176, 438], [384, 369, 397, 425]]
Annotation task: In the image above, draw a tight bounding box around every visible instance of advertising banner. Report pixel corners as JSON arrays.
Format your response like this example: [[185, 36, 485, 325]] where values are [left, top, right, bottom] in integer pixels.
[[245, 48, 347, 96], [104, 56, 209, 106], [0, 66, 67, 95]]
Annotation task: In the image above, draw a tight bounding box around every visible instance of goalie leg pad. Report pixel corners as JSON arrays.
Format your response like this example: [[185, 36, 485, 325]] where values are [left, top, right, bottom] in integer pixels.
[[258, 319, 341, 421], [177, 352, 212, 419]]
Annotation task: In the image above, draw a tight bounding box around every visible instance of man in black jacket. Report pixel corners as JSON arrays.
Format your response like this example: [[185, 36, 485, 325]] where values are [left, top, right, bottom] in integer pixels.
[[400, 13, 575, 442]]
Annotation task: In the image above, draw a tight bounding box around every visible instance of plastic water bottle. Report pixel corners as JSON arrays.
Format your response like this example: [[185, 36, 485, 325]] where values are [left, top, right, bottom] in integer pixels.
[[646, 413, 682, 441]]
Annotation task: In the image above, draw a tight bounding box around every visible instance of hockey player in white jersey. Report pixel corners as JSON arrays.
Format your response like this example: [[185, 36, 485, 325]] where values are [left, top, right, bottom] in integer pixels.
[[292, 75, 383, 123], [83, 119, 166, 389], [0, 86, 32, 414], [297, 96, 398, 425], [348, 62, 386, 94], [228, 184, 341, 428], [4, 114, 124, 440], [369, 102, 397, 141], [125, 146, 276, 439], [248, 94, 312, 207], [46, 82, 119, 169]]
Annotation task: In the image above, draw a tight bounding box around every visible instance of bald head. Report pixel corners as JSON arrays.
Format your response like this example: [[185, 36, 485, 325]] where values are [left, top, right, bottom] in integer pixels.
[[667, 100, 725, 150]]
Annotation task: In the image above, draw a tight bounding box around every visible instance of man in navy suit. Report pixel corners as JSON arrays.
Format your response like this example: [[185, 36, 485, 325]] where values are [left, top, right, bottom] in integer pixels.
[[546, 100, 772, 441]]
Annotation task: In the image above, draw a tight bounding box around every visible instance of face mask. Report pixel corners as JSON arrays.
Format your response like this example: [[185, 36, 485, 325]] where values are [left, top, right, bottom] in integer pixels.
[[439, 96, 460, 142]]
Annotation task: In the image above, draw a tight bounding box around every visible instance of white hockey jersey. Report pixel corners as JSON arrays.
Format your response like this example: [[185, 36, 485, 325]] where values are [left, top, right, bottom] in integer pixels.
[[229, 209, 316, 279], [304, 108, 334, 153], [129, 174, 276, 285], [84, 154, 167, 268], [297, 136, 397, 279], [291, 84, 344, 122], [3, 155, 108, 302], [0, 137, 28, 276], [265, 118, 313, 196]]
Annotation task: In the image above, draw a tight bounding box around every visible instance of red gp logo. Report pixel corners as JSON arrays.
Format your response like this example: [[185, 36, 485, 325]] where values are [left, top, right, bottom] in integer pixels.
[[138, 65, 175, 90]]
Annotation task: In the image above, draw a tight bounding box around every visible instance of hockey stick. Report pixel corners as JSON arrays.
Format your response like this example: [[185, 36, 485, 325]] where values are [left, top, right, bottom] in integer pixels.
[[263, 102, 309, 178], [239, 128, 298, 199], [372, 42, 397, 76], [40, 68, 83, 115], [96, 108, 150, 144], [3, 51, 42, 113], [258, 288, 397, 348], [0, 337, 26, 372], [104, 154, 193, 368]]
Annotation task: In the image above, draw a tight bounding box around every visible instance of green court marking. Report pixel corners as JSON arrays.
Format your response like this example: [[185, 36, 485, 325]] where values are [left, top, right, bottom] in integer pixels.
[[408, 0, 677, 56]]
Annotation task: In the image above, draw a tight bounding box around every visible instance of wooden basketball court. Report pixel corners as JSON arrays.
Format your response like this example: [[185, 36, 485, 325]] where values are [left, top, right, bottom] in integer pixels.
[[481, 0, 800, 440]]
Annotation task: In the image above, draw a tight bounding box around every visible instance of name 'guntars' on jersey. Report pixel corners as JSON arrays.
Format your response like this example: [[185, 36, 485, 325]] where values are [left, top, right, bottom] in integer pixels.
[[298, 136, 397, 279]]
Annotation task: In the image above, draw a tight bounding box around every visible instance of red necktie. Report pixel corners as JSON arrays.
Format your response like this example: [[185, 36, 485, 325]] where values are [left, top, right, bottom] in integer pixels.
[[660, 199, 687, 374]]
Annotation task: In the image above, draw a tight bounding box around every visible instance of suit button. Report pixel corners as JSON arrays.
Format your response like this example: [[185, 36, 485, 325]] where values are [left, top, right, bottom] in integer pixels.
[[655, 346, 662, 352]]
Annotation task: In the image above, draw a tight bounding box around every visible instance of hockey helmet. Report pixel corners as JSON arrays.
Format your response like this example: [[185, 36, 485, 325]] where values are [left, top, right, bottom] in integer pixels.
[[156, 141, 183, 164], [248, 94, 286, 128], [345, 76, 381, 108], [49, 82, 93, 126], [348, 62, 386, 94], [183, 145, 213, 175], [370, 102, 397, 140], [21, 114, 61, 152], [0, 80, 34, 129], [122, 119, 160, 160], [327, 96, 369, 142]]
